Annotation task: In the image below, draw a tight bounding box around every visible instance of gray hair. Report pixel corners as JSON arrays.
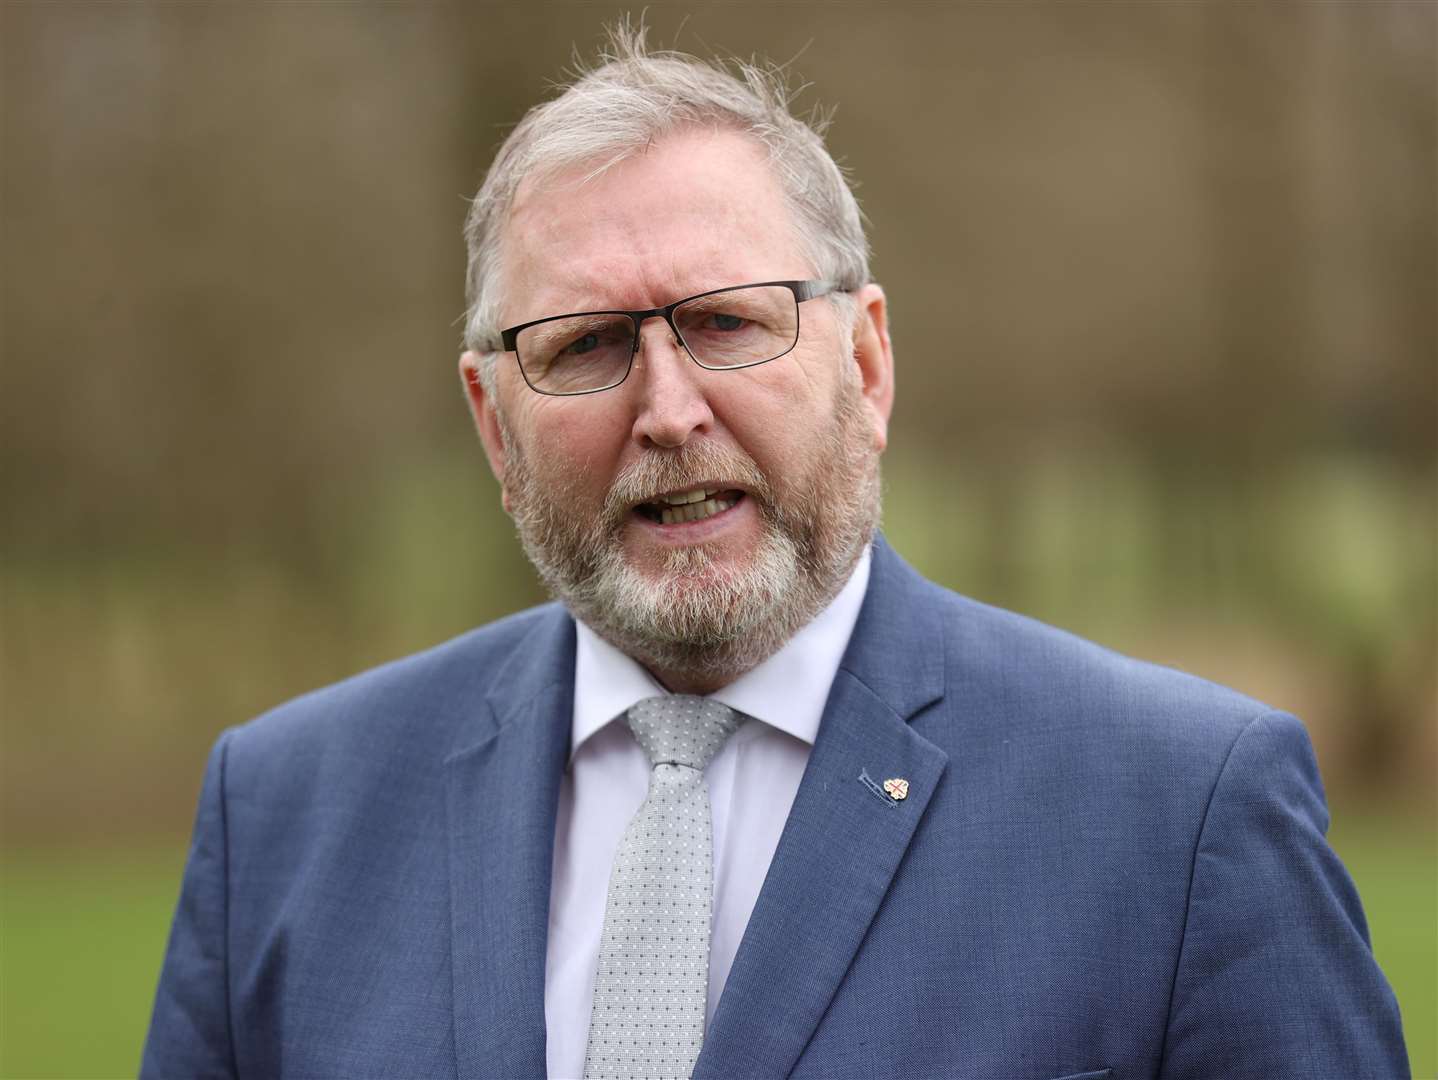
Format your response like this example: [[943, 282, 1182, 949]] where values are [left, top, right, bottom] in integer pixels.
[[461, 22, 870, 360]]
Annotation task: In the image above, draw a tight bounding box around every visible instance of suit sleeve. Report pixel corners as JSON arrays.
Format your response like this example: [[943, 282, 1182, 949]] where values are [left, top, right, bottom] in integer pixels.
[[141, 731, 238, 1080], [1158, 711, 1409, 1078]]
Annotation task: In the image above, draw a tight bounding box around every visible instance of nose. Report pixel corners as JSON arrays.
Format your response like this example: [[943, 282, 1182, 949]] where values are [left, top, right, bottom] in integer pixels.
[[628, 318, 715, 449]]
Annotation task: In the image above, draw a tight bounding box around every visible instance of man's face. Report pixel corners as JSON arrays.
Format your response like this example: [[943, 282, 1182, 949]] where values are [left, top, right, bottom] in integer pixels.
[[462, 128, 893, 691]]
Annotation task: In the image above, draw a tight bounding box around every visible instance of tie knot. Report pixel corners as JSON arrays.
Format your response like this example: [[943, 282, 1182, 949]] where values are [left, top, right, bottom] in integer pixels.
[[625, 695, 740, 772]]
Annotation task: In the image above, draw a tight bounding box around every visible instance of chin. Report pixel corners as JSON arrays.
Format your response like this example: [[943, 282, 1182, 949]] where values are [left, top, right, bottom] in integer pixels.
[[637, 541, 747, 582], [565, 528, 797, 652]]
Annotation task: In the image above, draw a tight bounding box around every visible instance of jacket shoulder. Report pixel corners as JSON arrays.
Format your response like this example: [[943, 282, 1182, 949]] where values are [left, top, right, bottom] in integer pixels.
[[918, 574, 1289, 763]]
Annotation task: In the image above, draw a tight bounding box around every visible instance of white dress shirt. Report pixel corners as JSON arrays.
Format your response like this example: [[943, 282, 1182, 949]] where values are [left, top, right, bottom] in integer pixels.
[[543, 546, 872, 1080]]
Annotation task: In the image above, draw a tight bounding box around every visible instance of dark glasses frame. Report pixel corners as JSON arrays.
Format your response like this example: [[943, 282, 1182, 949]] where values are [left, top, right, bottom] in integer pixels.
[[498, 279, 843, 396]]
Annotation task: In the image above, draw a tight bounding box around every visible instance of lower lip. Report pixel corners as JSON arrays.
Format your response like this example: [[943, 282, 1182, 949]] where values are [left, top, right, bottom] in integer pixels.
[[630, 492, 750, 543]]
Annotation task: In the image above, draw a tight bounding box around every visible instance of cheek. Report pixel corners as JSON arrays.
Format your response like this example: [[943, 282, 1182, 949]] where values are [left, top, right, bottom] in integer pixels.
[[733, 418, 794, 471], [718, 358, 842, 479], [717, 396, 814, 493], [526, 404, 626, 494]]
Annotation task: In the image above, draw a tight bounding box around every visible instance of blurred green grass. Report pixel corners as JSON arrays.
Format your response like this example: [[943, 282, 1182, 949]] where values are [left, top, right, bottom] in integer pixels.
[[1, 812, 1432, 1078], [1329, 812, 1438, 1079], [1, 846, 185, 1080]]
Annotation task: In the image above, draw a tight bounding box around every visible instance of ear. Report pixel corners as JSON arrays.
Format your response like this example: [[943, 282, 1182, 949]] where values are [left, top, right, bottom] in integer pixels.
[[848, 283, 894, 452], [458, 351, 513, 512]]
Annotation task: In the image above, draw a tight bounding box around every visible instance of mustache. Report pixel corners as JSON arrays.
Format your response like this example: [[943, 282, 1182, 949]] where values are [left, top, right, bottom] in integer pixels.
[[602, 442, 772, 523]]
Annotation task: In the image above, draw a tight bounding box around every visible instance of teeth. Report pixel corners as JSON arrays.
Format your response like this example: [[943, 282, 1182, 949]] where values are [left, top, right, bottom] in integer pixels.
[[659, 496, 735, 526], [656, 488, 719, 506]]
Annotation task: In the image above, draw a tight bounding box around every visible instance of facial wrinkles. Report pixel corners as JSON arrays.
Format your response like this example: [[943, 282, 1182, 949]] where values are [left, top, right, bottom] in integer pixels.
[[507, 138, 793, 324]]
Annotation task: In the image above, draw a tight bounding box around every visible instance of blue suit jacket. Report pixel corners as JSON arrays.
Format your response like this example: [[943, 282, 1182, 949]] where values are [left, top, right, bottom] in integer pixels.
[[143, 538, 1407, 1079]]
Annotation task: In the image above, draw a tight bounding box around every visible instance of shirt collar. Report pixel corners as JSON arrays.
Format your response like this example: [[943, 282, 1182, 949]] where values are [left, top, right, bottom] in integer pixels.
[[570, 544, 872, 762]]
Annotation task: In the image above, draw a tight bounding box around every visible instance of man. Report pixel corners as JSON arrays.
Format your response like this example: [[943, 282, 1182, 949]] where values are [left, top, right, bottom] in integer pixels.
[[143, 29, 1408, 1080]]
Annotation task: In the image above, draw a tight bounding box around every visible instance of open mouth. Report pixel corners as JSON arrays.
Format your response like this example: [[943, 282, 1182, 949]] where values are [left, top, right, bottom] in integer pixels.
[[634, 487, 744, 526]]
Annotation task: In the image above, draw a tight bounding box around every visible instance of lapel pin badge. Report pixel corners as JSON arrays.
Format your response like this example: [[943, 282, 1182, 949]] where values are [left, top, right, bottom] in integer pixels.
[[883, 777, 909, 801]]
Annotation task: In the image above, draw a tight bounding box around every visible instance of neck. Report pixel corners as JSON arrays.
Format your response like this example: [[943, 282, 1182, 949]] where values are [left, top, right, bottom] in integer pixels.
[[644, 663, 743, 697]]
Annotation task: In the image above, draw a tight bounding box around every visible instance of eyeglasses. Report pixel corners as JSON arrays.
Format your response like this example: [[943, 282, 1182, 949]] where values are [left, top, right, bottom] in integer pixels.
[[499, 280, 842, 396]]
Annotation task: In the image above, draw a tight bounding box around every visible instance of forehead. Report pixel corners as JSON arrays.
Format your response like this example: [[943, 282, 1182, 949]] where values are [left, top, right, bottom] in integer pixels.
[[500, 128, 811, 324]]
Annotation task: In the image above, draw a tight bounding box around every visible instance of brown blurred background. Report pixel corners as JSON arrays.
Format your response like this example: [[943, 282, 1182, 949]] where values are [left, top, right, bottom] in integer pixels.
[[2, 3, 1434, 1076]]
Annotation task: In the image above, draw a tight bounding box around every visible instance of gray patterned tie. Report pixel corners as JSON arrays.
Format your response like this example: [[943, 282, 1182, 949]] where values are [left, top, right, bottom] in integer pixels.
[[583, 695, 742, 1080]]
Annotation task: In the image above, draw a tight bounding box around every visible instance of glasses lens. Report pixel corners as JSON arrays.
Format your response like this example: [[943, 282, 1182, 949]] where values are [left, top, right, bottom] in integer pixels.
[[673, 285, 799, 369], [516, 314, 635, 394]]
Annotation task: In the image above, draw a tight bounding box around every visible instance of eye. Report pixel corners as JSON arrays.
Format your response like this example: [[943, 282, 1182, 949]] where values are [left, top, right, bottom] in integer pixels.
[[560, 333, 602, 356], [707, 313, 747, 332]]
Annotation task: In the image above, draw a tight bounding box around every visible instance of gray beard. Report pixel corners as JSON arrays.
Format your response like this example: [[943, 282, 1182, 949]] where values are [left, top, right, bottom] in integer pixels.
[[499, 377, 881, 688]]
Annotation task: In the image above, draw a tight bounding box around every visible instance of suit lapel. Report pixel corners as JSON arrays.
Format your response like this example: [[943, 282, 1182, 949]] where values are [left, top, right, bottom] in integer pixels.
[[446, 609, 574, 1080], [694, 538, 950, 1079]]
